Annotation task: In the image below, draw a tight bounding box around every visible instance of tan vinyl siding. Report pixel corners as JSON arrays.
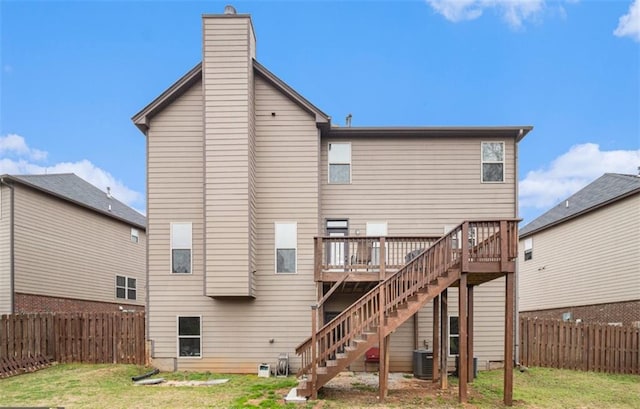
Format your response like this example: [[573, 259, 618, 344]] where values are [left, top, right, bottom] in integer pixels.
[[519, 194, 640, 312], [146, 80, 205, 357], [147, 74, 320, 372], [0, 185, 11, 314], [322, 136, 517, 369], [11, 185, 145, 306], [321, 137, 517, 235], [203, 16, 255, 296]]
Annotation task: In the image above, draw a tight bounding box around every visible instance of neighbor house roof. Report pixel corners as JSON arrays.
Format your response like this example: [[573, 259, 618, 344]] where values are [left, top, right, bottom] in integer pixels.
[[520, 173, 640, 238], [1, 173, 146, 229]]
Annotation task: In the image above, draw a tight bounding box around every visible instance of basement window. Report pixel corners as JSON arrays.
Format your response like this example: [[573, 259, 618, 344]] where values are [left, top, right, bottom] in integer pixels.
[[449, 316, 459, 356], [524, 238, 533, 261], [178, 316, 201, 358], [481, 142, 505, 182]]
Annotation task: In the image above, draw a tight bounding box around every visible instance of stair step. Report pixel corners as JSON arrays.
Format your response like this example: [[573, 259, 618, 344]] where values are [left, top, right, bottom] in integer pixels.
[[326, 359, 338, 367], [317, 367, 328, 375]]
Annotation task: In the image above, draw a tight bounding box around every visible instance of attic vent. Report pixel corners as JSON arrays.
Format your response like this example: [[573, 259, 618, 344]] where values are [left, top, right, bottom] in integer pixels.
[[224, 5, 237, 15]]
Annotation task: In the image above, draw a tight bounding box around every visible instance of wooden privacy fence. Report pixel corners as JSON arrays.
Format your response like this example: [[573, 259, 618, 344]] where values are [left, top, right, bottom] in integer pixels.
[[0, 312, 145, 370], [519, 317, 639, 375]]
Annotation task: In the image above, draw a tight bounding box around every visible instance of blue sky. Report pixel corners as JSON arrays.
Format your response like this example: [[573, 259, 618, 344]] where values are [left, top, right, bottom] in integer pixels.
[[1, 0, 639, 224]]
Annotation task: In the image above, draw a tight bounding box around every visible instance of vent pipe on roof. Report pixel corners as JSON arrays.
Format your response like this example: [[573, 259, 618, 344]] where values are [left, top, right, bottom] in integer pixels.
[[346, 113, 352, 127], [224, 5, 237, 15], [565, 200, 569, 208], [106, 186, 112, 199]]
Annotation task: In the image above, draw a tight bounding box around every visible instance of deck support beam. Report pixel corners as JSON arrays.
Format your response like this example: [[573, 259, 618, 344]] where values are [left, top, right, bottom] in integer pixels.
[[432, 295, 440, 382], [439, 288, 448, 390], [467, 284, 475, 383], [458, 274, 468, 403], [504, 272, 515, 406]]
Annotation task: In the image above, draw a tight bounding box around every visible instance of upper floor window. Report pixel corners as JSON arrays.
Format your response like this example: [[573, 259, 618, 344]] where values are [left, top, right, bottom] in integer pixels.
[[131, 228, 139, 243], [328, 142, 351, 184], [275, 222, 297, 273], [116, 275, 136, 300], [481, 142, 505, 183], [524, 237, 533, 261], [171, 222, 192, 274]]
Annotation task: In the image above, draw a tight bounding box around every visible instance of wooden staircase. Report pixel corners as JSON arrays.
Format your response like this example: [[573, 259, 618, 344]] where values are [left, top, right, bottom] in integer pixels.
[[294, 220, 519, 399]]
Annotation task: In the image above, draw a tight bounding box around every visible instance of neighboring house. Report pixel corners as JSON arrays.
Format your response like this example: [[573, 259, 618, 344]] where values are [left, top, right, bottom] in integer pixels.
[[519, 173, 640, 326], [132, 7, 530, 400], [0, 173, 146, 314]]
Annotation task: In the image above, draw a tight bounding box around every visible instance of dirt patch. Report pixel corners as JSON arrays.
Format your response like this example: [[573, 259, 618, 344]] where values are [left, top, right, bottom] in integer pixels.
[[315, 372, 464, 408]]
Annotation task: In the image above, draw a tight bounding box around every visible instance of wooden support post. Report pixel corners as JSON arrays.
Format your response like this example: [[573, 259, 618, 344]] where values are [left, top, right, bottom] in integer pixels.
[[432, 295, 440, 382], [314, 237, 322, 282], [379, 237, 386, 281], [504, 272, 515, 406], [414, 313, 419, 350], [311, 304, 318, 400], [467, 284, 475, 383], [378, 285, 387, 401], [380, 334, 390, 400], [440, 288, 448, 390], [458, 274, 468, 403]]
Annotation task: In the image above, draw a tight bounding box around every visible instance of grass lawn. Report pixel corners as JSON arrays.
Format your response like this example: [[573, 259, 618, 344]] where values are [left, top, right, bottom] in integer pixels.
[[0, 364, 638, 408]]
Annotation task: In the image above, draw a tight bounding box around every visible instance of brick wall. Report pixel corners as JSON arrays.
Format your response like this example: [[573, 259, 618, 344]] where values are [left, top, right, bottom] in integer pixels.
[[14, 293, 144, 314], [520, 300, 640, 326]]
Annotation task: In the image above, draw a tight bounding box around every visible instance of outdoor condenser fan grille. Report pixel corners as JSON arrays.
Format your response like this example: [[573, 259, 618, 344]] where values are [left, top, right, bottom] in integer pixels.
[[276, 353, 289, 377]]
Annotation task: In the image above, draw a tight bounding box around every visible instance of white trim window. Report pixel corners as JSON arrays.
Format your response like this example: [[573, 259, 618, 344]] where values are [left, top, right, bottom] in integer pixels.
[[328, 142, 351, 184], [481, 141, 505, 182], [171, 222, 192, 274], [449, 315, 459, 356], [116, 275, 137, 300], [524, 238, 533, 261], [275, 222, 297, 273], [131, 228, 139, 243], [178, 316, 201, 358]]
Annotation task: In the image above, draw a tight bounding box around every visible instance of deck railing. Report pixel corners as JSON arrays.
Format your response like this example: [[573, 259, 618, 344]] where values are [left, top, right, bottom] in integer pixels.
[[314, 236, 440, 281], [297, 219, 519, 382]]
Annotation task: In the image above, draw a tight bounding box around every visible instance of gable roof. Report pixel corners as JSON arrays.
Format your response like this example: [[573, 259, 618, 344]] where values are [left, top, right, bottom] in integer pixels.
[[520, 173, 640, 238], [132, 60, 330, 134], [1, 173, 146, 229]]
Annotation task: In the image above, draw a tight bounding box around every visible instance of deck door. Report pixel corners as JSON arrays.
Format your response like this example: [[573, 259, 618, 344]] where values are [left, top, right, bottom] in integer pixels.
[[326, 220, 348, 269], [366, 222, 388, 265]]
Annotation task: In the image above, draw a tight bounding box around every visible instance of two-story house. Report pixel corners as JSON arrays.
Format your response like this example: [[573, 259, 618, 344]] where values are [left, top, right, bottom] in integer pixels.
[[0, 173, 146, 314], [133, 7, 530, 403], [519, 173, 640, 326]]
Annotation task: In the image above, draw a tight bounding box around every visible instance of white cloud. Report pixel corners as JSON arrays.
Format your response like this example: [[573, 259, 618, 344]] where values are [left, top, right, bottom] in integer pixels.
[[519, 143, 640, 210], [614, 0, 640, 42], [0, 134, 48, 161], [0, 133, 143, 210], [426, 0, 549, 28]]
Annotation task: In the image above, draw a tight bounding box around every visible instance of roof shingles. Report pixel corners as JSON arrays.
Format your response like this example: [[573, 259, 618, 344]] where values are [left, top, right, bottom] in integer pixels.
[[520, 173, 640, 237], [2, 173, 146, 229]]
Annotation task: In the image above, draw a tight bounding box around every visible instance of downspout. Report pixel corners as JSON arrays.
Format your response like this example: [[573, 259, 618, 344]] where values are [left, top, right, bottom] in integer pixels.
[[0, 177, 15, 313]]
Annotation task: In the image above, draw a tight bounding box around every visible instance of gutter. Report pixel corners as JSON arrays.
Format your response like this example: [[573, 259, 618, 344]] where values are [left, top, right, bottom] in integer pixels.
[[0, 177, 15, 313]]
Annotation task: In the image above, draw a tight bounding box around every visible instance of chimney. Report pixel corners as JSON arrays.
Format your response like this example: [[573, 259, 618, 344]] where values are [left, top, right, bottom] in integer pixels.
[[202, 6, 257, 297]]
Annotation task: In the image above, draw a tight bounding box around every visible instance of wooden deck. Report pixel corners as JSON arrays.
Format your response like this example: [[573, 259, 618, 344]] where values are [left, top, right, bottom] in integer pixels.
[[299, 219, 520, 405]]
